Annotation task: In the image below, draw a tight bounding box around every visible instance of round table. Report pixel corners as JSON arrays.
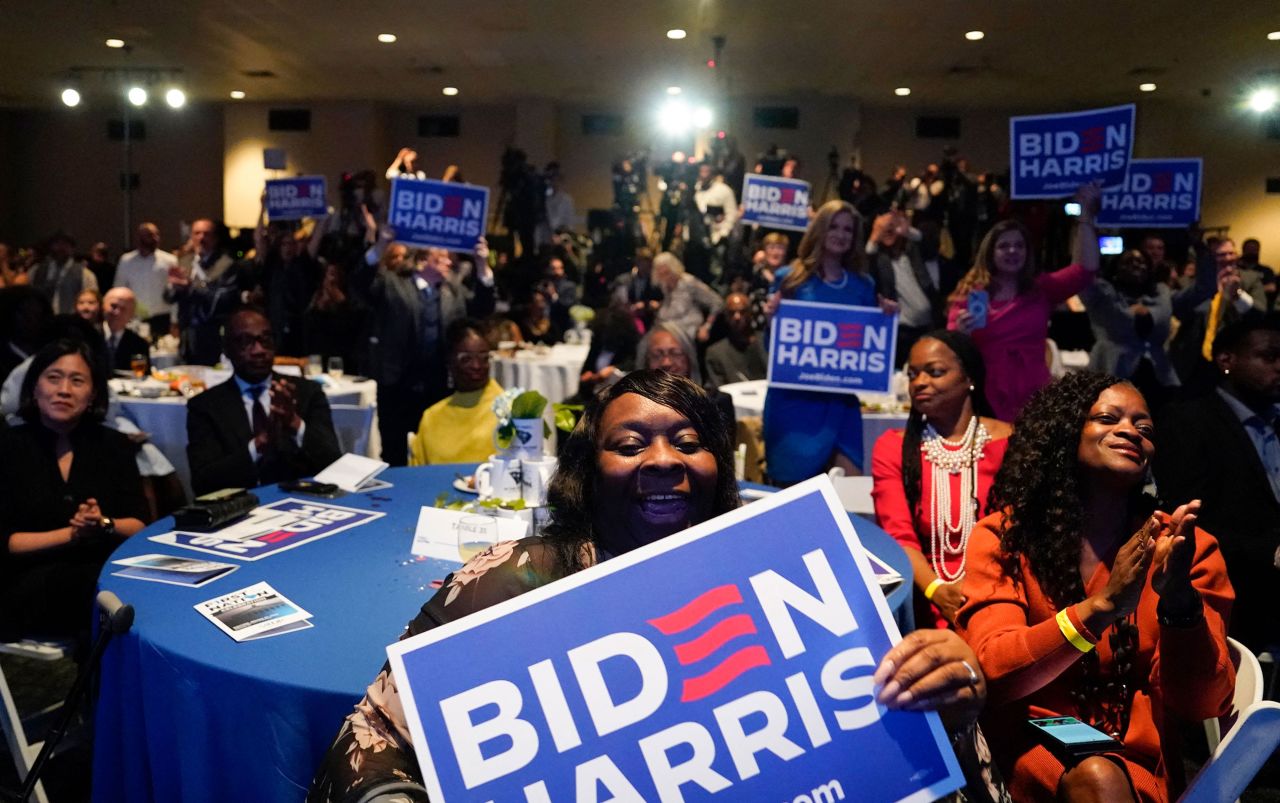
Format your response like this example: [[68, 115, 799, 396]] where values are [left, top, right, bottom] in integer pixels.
[[719, 379, 910, 467], [489, 343, 590, 405], [92, 464, 912, 803]]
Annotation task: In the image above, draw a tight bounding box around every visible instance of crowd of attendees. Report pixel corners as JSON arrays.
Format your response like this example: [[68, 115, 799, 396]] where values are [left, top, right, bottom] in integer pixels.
[[1, 139, 1277, 801]]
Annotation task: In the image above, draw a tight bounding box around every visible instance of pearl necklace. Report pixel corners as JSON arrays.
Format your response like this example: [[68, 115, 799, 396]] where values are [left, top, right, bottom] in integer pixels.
[[821, 270, 849, 289], [922, 416, 990, 583]]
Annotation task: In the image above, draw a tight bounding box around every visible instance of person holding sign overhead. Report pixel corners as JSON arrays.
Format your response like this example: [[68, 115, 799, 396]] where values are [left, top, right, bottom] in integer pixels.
[[871, 331, 1011, 629], [957, 372, 1233, 802], [762, 200, 898, 484], [309, 371, 1000, 803], [947, 182, 1102, 422]]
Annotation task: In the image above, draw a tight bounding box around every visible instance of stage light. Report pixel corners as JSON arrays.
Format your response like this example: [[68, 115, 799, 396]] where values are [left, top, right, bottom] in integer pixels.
[[965, 31, 985, 41], [1268, 31, 1280, 41], [165, 88, 186, 108], [666, 86, 682, 95], [127, 86, 148, 106], [1249, 87, 1278, 113], [658, 99, 690, 135], [229, 90, 246, 99], [1139, 83, 1157, 92], [442, 86, 459, 96], [693, 106, 712, 128], [105, 38, 125, 48], [61, 88, 81, 107], [377, 33, 396, 43], [895, 87, 911, 96], [666, 29, 686, 40]]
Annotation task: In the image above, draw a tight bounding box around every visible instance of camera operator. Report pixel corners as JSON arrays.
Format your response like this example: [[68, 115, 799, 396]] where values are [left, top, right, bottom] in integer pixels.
[[694, 162, 738, 285], [499, 147, 545, 259], [611, 151, 648, 250]]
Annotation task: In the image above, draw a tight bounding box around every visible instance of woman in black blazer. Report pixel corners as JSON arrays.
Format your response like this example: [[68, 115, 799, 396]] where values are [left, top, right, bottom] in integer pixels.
[[0, 339, 147, 644]]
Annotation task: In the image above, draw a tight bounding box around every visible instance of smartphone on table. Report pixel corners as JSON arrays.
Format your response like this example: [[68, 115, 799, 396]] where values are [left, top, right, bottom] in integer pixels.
[[278, 479, 341, 498], [1028, 716, 1123, 759]]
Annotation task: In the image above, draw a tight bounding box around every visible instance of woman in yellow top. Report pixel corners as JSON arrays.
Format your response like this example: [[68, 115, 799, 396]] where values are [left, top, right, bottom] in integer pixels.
[[409, 318, 504, 465]]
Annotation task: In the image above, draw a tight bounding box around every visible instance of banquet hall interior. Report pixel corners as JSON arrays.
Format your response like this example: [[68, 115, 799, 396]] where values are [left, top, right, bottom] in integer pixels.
[[2, 1, 1280, 801]]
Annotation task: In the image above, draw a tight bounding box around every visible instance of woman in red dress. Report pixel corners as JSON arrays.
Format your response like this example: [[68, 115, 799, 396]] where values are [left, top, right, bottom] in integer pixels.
[[872, 330, 1012, 628], [957, 371, 1234, 802]]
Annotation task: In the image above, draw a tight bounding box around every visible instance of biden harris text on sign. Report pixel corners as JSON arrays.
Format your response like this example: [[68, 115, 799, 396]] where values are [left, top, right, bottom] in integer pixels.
[[1009, 104, 1135, 199], [388, 177, 489, 253], [387, 477, 963, 803], [768, 300, 898, 396]]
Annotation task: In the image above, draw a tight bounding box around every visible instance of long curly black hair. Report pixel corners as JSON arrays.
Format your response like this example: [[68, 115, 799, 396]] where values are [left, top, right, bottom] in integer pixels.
[[988, 371, 1153, 736], [541, 370, 741, 572], [987, 371, 1155, 608], [900, 329, 995, 517]]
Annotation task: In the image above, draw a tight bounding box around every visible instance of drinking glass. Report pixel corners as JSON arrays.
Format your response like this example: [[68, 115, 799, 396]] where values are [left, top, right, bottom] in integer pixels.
[[130, 354, 148, 379], [307, 354, 323, 376], [327, 357, 344, 379], [456, 515, 499, 562]]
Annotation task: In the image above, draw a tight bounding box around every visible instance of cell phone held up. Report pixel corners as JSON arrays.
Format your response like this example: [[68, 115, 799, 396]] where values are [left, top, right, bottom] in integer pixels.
[[1027, 716, 1123, 759], [966, 289, 989, 330]]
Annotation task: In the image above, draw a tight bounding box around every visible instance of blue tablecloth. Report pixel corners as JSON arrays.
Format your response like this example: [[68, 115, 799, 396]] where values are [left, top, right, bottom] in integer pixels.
[[92, 465, 913, 803]]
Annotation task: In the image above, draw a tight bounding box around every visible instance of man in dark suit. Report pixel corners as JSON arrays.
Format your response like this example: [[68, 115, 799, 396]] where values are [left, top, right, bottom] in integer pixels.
[[165, 218, 249, 365], [1155, 316, 1280, 652], [868, 211, 946, 367], [101, 287, 151, 375], [354, 224, 494, 466], [186, 307, 341, 496]]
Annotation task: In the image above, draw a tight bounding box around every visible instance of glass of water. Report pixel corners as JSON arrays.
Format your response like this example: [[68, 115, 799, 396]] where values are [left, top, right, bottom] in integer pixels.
[[456, 515, 499, 562], [307, 354, 323, 376], [327, 356, 344, 379]]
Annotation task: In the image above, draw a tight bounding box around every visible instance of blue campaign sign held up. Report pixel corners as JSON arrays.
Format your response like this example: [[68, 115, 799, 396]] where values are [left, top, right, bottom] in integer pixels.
[[388, 177, 489, 253], [265, 176, 327, 221], [740, 174, 812, 231], [388, 477, 963, 803], [1097, 158, 1202, 228], [768, 300, 898, 395], [1009, 104, 1136, 198]]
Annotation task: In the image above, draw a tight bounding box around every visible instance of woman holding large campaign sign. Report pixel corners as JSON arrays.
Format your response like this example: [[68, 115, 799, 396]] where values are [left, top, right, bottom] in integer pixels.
[[947, 182, 1102, 422], [957, 372, 1233, 802], [762, 200, 898, 484], [309, 371, 1000, 802], [870, 331, 1011, 629]]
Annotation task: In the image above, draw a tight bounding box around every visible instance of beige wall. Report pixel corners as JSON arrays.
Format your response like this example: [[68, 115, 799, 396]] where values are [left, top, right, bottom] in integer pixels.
[[3, 104, 222, 253], [5, 96, 1278, 259]]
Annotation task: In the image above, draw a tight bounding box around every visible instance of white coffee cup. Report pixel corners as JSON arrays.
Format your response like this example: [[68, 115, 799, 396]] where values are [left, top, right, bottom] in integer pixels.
[[476, 455, 522, 499], [520, 457, 558, 506]]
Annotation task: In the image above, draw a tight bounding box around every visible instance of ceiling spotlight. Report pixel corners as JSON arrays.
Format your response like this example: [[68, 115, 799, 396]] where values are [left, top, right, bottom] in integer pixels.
[[895, 87, 912, 96], [666, 29, 686, 40], [1249, 87, 1278, 113], [229, 90, 246, 99], [658, 99, 690, 135], [693, 106, 713, 128], [377, 33, 397, 43], [61, 88, 81, 107], [105, 38, 125, 48], [666, 86, 682, 95], [442, 86, 459, 96], [127, 86, 148, 106], [1268, 31, 1280, 41], [1139, 83, 1157, 92], [165, 88, 186, 108], [965, 30, 985, 41]]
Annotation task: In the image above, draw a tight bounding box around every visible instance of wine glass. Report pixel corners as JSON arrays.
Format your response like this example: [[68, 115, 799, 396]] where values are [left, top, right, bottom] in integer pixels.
[[456, 515, 499, 562], [327, 356, 344, 379]]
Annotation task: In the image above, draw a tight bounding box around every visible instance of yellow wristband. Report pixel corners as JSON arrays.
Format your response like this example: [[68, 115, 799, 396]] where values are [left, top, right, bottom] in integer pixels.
[[925, 578, 945, 601], [1056, 608, 1095, 653]]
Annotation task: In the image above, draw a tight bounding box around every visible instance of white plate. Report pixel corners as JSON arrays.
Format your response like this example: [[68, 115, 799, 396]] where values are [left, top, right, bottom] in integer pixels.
[[453, 477, 479, 495]]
